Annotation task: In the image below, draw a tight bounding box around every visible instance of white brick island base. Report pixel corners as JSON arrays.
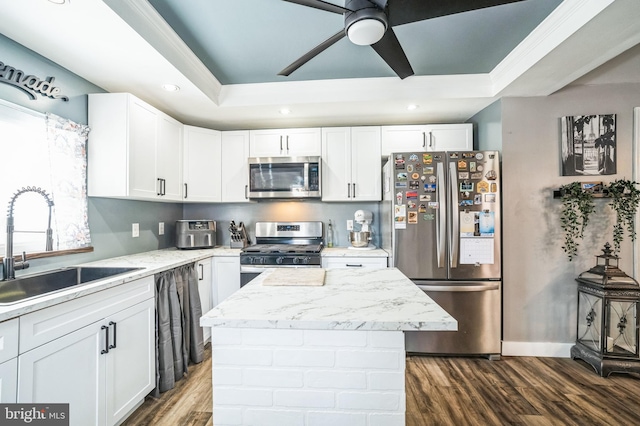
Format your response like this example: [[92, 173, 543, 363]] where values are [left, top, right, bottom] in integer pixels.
[[211, 328, 406, 426], [201, 268, 457, 426]]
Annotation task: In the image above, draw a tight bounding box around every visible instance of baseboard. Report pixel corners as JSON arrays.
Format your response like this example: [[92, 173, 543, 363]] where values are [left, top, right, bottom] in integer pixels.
[[502, 341, 573, 358]]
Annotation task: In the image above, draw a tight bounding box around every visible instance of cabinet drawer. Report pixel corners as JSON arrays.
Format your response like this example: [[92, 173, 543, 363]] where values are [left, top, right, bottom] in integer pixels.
[[0, 318, 19, 364], [322, 257, 388, 269], [19, 276, 154, 353]]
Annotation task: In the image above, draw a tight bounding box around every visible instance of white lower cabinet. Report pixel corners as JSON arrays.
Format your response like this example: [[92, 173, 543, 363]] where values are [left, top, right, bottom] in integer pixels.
[[0, 358, 17, 403], [17, 278, 155, 426], [197, 258, 213, 343], [322, 256, 388, 269], [213, 257, 240, 306]]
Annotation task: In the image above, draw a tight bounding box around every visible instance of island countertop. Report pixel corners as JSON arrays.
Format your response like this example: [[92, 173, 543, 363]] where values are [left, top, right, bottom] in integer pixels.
[[200, 267, 457, 332]]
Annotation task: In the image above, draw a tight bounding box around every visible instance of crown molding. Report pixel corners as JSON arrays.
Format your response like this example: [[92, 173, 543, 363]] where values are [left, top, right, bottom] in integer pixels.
[[103, 0, 222, 104], [490, 0, 615, 96]]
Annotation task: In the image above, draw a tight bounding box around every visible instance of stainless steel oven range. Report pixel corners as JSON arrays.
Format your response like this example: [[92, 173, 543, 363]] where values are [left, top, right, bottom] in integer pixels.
[[240, 221, 324, 287]]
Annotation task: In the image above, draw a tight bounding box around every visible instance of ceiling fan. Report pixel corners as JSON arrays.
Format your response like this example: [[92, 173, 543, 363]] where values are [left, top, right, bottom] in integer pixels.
[[279, 0, 525, 79]]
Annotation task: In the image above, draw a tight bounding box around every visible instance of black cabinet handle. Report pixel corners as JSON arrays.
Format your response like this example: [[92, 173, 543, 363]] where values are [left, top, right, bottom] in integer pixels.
[[184, 183, 188, 199], [245, 185, 248, 199], [346, 264, 363, 267], [199, 263, 204, 280], [109, 321, 117, 349], [101, 325, 109, 354], [353, 183, 356, 198], [347, 183, 351, 198], [162, 178, 166, 196], [157, 178, 162, 196]]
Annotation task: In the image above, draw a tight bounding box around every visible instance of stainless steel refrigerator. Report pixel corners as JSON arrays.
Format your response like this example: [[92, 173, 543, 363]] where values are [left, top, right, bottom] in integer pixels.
[[381, 151, 501, 358]]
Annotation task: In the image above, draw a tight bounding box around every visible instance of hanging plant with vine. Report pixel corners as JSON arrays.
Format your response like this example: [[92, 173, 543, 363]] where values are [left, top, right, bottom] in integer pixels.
[[607, 179, 640, 254], [559, 182, 596, 261]]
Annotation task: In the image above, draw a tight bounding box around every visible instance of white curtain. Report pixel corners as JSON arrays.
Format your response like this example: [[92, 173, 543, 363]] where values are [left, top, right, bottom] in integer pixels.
[[45, 113, 91, 249]]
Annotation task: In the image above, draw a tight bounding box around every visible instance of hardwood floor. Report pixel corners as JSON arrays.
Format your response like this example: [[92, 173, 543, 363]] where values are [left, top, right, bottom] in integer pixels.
[[124, 345, 640, 425], [122, 344, 214, 426]]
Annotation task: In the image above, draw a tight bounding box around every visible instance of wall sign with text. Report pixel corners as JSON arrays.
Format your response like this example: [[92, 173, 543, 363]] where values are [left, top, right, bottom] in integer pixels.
[[0, 60, 69, 102]]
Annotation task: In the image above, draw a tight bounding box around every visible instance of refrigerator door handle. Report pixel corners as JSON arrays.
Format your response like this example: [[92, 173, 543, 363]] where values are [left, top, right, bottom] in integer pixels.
[[415, 282, 499, 292], [448, 161, 459, 268], [436, 162, 446, 267]]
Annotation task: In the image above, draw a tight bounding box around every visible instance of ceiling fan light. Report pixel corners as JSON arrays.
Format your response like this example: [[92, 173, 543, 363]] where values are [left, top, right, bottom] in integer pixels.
[[347, 18, 386, 46]]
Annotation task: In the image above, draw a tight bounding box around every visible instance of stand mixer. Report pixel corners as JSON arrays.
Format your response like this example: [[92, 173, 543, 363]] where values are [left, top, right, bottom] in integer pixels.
[[348, 210, 375, 249]]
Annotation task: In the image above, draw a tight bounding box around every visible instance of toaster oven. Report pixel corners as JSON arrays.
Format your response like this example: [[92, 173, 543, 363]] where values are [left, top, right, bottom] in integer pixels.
[[176, 220, 216, 249]]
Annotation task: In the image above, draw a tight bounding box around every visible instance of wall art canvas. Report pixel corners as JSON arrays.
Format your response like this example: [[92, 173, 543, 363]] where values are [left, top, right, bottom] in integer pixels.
[[560, 114, 616, 176]]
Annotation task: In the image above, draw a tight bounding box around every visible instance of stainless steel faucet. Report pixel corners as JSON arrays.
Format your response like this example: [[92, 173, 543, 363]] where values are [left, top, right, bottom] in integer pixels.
[[3, 186, 54, 280]]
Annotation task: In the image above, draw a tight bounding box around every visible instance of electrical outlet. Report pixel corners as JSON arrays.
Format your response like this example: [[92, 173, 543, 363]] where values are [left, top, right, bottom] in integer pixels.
[[132, 223, 139, 238], [159, 222, 165, 235], [346, 220, 353, 231]]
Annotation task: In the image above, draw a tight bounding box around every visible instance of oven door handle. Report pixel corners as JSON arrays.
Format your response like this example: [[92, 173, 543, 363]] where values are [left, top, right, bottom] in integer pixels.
[[240, 266, 272, 274]]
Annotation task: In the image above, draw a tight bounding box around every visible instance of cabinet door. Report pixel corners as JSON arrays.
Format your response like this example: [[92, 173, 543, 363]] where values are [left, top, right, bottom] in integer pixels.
[[381, 125, 428, 157], [105, 298, 155, 426], [221, 131, 251, 202], [128, 98, 158, 199], [196, 258, 213, 343], [18, 322, 104, 426], [183, 126, 222, 202], [350, 127, 381, 201], [213, 257, 240, 306], [285, 128, 321, 156], [249, 128, 321, 157], [321, 127, 352, 201], [249, 129, 285, 157], [157, 114, 183, 200], [0, 358, 17, 403], [424, 123, 473, 151]]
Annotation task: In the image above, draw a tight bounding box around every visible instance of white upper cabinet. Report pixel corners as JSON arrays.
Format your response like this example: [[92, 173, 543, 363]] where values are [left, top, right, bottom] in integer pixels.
[[157, 115, 183, 200], [183, 126, 222, 203], [381, 123, 473, 156], [221, 131, 251, 203], [322, 127, 382, 202], [88, 93, 183, 201], [249, 128, 321, 157]]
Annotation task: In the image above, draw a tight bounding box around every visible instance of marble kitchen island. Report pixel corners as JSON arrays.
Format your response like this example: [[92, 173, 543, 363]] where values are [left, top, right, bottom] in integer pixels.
[[200, 267, 457, 426]]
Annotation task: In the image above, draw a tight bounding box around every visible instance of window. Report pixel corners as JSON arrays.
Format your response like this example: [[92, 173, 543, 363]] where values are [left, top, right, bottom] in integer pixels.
[[0, 99, 91, 257]]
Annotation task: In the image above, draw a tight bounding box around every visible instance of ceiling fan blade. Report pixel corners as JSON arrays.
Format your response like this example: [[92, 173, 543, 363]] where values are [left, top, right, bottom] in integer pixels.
[[367, 0, 388, 9], [282, 0, 352, 14], [388, 0, 525, 27], [278, 30, 346, 76], [371, 28, 414, 79]]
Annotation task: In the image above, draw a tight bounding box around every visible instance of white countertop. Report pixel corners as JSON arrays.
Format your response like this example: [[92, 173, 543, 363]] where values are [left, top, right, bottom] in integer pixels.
[[201, 267, 457, 332], [321, 247, 388, 257], [0, 247, 240, 321]]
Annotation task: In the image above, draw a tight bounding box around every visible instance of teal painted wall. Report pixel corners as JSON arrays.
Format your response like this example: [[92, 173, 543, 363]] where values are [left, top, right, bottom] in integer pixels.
[[469, 99, 503, 152]]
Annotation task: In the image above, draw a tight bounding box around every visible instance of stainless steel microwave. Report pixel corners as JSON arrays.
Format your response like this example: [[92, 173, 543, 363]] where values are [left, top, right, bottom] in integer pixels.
[[248, 156, 321, 199]]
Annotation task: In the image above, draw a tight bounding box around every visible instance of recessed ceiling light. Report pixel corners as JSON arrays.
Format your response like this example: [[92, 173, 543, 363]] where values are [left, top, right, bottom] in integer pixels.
[[279, 108, 291, 115], [47, 0, 68, 4], [407, 104, 419, 111], [162, 84, 180, 92]]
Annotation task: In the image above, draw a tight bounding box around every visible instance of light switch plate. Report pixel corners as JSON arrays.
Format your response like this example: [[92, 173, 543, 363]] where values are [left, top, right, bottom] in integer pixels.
[[346, 220, 353, 231], [132, 223, 139, 238], [159, 222, 165, 235]]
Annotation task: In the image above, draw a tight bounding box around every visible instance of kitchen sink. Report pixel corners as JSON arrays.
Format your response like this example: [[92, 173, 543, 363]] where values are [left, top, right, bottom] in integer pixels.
[[0, 266, 143, 305]]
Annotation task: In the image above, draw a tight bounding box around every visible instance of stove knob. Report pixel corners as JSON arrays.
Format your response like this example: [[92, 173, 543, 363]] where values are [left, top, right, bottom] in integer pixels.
[[258, 257, 266, 265], [293, 257, 300, 265], [276, 257, 284, 265], [302, 257, 310, 265]]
